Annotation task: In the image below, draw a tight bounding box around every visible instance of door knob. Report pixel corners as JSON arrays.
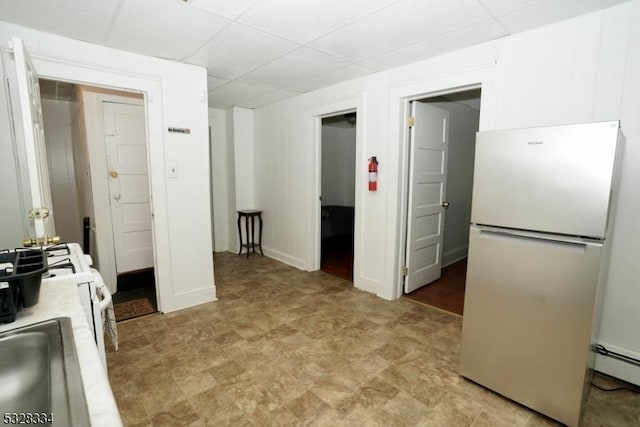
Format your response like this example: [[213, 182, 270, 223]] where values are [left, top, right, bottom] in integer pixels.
[[441, 201, 450, 209], [110, 170, 119, 179], [23, 235, 61, 247]]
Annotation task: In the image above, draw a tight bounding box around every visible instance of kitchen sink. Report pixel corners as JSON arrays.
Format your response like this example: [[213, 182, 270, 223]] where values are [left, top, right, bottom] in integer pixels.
[[0, 318, 90, 426]]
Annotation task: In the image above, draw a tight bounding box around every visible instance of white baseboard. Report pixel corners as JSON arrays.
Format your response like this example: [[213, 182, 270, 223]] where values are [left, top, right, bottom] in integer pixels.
[[262, 247, 306, 270], [161, 286, 217, 314], [442, 244, 468, 267], [594, 341, 640, 386], [354, 275, 383, 298]]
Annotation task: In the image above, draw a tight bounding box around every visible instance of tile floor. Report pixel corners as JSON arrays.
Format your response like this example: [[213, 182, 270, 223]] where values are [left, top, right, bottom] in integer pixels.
[[107, 252, 640, 426]]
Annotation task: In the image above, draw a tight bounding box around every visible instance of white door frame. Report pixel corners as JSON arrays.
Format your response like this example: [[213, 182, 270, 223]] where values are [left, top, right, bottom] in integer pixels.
[[400, 86, 480, 297], [31, 56, 167, 311], [306, 96, 364, 287], [387, 66, 497, 300]]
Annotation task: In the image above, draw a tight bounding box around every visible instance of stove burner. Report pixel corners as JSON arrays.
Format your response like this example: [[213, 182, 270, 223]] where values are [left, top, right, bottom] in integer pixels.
[[48, 258, 76, 273], [44, 243, 71, 257]]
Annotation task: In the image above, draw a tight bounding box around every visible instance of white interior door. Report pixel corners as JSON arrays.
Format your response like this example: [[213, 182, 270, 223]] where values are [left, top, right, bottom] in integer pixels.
[[103, 101, 153, 273], [404, 102, 449, 293], [9, 38, 56, 241]]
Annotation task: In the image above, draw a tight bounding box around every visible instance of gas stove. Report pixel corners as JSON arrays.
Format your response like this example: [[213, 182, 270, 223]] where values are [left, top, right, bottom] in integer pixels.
[[0, 242, 112, 368], [40, 243, 93, 283]]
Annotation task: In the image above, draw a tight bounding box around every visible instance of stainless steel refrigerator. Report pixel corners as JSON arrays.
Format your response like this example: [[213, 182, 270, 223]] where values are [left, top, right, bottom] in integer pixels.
[[459, 121, 621, 426]]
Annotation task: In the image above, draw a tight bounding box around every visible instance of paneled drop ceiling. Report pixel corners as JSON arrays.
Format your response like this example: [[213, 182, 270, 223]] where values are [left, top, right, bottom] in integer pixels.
[[0, 0, 629, 109]]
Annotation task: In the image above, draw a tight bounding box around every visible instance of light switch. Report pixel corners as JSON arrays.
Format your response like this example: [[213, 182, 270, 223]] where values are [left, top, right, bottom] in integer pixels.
[[168, 164, 179, 178]]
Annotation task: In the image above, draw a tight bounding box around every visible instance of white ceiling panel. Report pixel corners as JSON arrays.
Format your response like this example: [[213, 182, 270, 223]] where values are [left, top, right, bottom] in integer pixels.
[[240, 89, 303, 109], [189, 0, 260, 19], [309, 0, 491, 62], [208, 81, 278, 108], [238, 0, 399, 43], [106, 0, 230, 61], [299, 65, 375, 92], [495, 0, 616, 33], [478, 0, 545, 15], [0, 0, 627, 108], [207, 75, 231, 91], [239, 47, 350, 91], [0, 0, 121, 44], [187, 23, 299, 79], [360, 19, 507, 70]]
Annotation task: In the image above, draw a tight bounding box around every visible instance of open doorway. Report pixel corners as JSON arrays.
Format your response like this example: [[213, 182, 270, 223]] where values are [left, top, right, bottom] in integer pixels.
[[320, 112, 357, 281], [39, 79, 157, 317], [402, 88, 480, 315]]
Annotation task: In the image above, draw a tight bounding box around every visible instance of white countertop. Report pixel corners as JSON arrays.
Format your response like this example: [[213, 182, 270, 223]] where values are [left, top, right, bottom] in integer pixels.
[[0, 278, 122, 426]]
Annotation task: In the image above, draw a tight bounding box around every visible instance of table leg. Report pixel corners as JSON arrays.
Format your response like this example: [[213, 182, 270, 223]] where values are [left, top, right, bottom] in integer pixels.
[[245, 214, 250, 259], [258, 214, 264, 255], [250, 216, 255, 254], [237, 214, 243, 255]]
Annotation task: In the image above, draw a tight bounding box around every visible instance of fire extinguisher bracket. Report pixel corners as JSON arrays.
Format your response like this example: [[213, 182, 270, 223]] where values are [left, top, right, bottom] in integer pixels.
[[368, 156, 378, 192]]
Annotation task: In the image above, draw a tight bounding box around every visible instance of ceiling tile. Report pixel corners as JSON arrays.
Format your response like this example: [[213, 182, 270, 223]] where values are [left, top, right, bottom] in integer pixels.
[[478, 0, 545, 16], [495, 0, 615, 33], [189, 0, 260, 19], [239, 47, 350, 91], [360, 18, 507, 70], [240, 89, 303, 108], [0, 0, 121, 44], [207, 75, 231, 91], [300, 64, 375, 92], [238, 0, 399, 44], [208, 81, 277, 108], [105, 0, 230, 61], [309, 0, 491, 62], [187, 23, 299, 79]]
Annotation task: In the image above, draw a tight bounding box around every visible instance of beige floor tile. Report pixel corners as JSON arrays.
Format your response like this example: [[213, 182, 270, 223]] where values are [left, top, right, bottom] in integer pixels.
[[107, 252, 640, 426]]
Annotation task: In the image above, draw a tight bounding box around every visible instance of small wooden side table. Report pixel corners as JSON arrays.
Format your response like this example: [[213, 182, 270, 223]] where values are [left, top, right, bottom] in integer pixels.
[[237, 210, 264, 258]]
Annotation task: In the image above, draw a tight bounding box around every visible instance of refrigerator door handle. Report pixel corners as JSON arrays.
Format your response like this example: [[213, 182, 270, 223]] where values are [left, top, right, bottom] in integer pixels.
[[476, 227, 591, 252]]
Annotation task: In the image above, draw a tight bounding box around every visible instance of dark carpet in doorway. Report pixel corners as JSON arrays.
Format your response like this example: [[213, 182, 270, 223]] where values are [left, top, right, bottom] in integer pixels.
[[114, 298, 156, 322]]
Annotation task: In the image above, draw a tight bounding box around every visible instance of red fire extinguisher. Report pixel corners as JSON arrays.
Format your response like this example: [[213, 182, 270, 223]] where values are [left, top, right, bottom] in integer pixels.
[[368, 156, 378, 191]]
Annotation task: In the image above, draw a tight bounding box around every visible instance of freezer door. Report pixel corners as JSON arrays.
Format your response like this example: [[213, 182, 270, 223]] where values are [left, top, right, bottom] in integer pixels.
[[471, 121, 619, 238], [459, 225, 603, 426]]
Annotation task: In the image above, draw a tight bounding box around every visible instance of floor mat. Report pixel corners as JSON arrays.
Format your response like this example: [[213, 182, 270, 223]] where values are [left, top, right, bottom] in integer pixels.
[[113, 297, 156, 322]]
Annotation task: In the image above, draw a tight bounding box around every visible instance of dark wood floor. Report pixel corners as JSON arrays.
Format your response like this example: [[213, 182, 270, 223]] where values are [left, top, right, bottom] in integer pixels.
[[320, 235, 354, 281], [404, 258, 467, 316], [113, 268, 158, 311]]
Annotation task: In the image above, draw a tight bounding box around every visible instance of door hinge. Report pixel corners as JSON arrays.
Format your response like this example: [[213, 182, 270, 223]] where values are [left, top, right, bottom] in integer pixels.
[[407, 116, 415, 128], [402, 266, 409, 276]]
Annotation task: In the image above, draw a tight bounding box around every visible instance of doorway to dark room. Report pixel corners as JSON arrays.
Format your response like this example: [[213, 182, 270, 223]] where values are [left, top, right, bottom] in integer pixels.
[[403, 89, 480, 315], [320, 112, 357, 281]]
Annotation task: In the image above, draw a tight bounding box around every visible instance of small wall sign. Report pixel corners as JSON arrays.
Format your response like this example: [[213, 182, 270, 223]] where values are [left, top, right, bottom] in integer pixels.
[[168, 127, 191, 134]]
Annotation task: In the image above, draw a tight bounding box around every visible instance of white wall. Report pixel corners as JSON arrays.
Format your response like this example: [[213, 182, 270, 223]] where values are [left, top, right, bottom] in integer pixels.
[[209, 108, 230, 252], [251, 2, 640, 383], [0, 21, 215, 313], [41, 98, 82, 245], [70, 89, 97, 257], [232, 107, 255, 211], [321, 123, 356, 207]]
